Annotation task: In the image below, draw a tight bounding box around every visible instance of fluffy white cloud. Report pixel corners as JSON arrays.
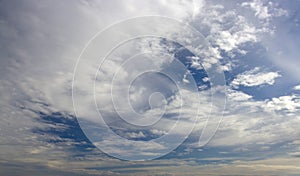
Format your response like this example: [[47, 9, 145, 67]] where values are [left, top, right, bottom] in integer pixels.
[[227, 89, 253, 102], [293, 85, 300, 91], [264, 95, 300, 115], [195, 3, 264, 51], [241, 0, 288, 21], [205, 92, 300, 149], [231, 67, 281, 88]]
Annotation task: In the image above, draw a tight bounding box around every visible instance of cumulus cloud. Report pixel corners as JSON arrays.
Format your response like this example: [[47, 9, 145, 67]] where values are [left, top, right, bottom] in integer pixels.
[[227, 89, 253, 101], [189, 1, 279, 73], [200, 85, 300, 149], [241, 0, 288, 21], [231, 67, 281, 88], [264, 95, 300, 115], [294, 85, 300, 91]]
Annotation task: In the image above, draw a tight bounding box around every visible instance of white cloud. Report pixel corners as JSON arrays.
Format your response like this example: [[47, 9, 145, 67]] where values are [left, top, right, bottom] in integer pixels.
[[189, 2, 276, 72], [231, 67, 281, 88], [293, 85, 300, 91], [242, 0, 271, 20], [241, 0, 288, 21], [176, 88, 300, 149], [212, 26, 257, 52], [125, 131, 146, 139], [264, 95, 300, 115], [227, 89, 253, 102], [194, 3, 262, 53]]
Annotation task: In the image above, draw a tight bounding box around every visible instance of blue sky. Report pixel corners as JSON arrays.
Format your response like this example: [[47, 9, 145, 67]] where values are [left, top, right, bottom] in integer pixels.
[[0, 0, 300, 175]]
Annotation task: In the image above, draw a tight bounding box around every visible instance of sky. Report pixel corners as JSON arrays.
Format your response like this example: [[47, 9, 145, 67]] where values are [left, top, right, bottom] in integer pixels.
[[0, 0, 300, 175]]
